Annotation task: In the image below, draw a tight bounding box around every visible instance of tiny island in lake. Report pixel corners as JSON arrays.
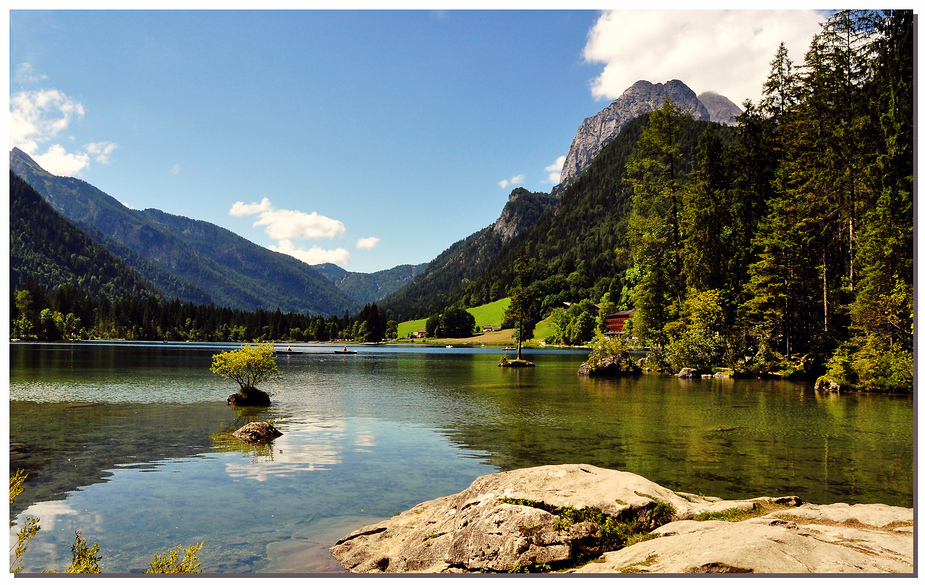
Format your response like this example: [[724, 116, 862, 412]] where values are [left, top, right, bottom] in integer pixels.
[[9, 9, 913, 575]]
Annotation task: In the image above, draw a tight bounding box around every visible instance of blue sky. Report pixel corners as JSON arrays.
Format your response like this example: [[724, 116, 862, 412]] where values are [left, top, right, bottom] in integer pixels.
[[9, 9, 825, 274]]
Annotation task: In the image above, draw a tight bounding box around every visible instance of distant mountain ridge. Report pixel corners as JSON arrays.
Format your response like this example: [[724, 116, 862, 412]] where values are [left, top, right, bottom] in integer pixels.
[[558, 80, 739, 189], [10, 147, 359, 316], [313, 262, 427, 307]]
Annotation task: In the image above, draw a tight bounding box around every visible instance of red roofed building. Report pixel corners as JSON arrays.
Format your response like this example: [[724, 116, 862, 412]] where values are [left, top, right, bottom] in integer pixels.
[[603, 310, 636, 336]]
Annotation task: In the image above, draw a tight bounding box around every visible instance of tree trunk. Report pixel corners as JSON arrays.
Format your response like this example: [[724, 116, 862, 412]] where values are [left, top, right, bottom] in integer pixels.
[[517, 319, 523, 360]]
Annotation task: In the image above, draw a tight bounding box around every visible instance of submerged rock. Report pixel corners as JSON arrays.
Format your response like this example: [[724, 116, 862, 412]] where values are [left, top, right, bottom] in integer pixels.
[[232, 421, 282, 444], [329, 464, 913, 574]]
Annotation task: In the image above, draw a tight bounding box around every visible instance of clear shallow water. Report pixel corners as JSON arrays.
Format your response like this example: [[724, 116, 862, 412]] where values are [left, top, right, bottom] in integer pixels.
[[9, 341, 914, 573]]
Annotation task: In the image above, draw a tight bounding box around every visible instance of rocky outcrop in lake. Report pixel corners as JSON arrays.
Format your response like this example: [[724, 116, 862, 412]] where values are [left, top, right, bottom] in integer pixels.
[[227, 386, 271, 407], [329, 464, 913, 574], [232, 421, 282, 444]]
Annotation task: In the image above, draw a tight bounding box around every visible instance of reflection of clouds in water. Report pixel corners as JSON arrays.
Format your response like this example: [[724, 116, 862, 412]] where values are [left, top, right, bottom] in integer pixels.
[[224, 420, 346, 481], [10, 499, 91, 569], [354, 430, 376, 452], [17, 499, 80, 530]]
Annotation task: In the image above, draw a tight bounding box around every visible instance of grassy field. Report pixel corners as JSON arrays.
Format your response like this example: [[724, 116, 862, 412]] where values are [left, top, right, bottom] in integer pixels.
[[394, 297, 560, 346], [466, 297, 510, 329], [396, 318, 428, 339], [396, 298, 511, 339]]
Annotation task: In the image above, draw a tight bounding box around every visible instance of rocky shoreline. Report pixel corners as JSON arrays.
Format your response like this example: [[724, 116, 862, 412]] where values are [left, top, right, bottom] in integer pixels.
[[330, 464, 913, 574]]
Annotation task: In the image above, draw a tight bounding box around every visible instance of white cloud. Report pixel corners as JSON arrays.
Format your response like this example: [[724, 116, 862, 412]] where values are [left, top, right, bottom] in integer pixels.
[[9, 88, 119, 176], [257, 208, 346, 241], [10, 89, 85, 153], [84, 141, 118, 164], [230, 197, 274, 217], [230, 197, 345, 240], [583, 10, 824, 107], [543, 156, 566, 184], [32, 144, 91, 176], [230, 197, 352, 265], [170, 163, 181, 175], [269, 239, 351, 266], [14, 62, 48, 84], [498, 174, 525, 189], [356, 237, 380, 250]]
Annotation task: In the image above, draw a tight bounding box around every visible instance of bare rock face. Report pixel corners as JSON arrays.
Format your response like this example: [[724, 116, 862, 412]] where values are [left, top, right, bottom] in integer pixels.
[[574, 504, 914, 574], [697, 90, 743, 126], [559, 80, 710, 187], [491, 188, 558, 242], [329, 464, 913, 574]]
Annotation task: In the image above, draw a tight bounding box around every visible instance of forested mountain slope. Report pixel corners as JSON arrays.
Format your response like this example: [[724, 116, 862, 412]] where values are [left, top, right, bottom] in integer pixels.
[[452, 114, 735, 314], [10, 171, 161, 301], [10, 148, 359, 316]]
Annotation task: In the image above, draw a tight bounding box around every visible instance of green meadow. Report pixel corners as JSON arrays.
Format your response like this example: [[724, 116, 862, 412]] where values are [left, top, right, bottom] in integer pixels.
[[397, 298, 510, 339]]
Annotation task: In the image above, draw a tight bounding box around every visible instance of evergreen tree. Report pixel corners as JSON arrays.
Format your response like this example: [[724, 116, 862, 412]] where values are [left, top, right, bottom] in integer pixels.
[[623, 98, 694, 343]]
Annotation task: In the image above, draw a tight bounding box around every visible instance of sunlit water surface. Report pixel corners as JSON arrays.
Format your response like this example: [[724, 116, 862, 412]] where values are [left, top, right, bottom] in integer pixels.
[[9, 342, 913, 573]]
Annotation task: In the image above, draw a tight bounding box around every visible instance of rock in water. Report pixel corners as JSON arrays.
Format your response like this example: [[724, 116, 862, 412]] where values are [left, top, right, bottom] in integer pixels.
[[227, 386, 271, 406], [676, 367, 701, 379], [232, 421, 282, 444], [329, 464, 913, 574]]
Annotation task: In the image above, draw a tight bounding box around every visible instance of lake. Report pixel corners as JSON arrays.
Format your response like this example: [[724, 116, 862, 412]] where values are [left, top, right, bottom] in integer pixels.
[[9, 341, 914, 573]]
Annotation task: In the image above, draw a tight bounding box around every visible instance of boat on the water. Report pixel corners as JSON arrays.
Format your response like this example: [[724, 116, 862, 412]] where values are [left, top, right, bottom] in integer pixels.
[[277, 346, 304, 354]]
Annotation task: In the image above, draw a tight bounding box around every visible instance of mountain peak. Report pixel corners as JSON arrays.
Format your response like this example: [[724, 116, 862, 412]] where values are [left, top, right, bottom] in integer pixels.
[[558, 79, 713, 187], [697, 91, 743, 126]]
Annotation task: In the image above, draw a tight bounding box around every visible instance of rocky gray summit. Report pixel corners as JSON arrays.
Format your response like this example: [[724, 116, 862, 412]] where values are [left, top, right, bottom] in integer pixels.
[[698, 90, 743, 125], [557, 80, 742, 190], [330, 464, 913, 574]]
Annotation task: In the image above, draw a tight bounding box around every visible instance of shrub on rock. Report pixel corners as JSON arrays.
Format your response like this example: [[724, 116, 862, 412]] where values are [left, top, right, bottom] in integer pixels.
[[210, 342, 280, 405], [578, 335, 640, 377]]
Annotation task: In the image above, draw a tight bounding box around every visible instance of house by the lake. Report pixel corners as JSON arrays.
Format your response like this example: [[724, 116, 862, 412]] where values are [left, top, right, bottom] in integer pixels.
[[603, 310, 635, 336]]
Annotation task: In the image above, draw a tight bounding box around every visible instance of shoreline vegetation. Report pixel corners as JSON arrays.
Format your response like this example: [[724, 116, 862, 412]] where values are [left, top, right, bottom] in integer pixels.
[[11, 335, 908, 395]]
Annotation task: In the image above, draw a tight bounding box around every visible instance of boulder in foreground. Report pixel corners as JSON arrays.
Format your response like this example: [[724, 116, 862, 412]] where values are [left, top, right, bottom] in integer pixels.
[[329, 464, 913, 574]]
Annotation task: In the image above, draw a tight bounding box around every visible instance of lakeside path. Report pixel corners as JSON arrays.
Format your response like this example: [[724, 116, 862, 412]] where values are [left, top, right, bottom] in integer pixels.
[[330, 464, 914, 574]]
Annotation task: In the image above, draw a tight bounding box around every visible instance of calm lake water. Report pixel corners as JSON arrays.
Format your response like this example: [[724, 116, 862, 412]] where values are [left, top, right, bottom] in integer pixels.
[[9, 341, 914, 573]]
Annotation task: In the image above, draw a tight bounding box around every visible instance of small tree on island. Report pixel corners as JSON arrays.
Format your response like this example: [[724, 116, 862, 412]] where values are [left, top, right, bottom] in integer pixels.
[[502, 249, 540, 366], [210, 342, 281, 406]]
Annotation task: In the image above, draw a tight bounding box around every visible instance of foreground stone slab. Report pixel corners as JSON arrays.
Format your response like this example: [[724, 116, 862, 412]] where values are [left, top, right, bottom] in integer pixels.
[[330, 464, 911, 574]]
